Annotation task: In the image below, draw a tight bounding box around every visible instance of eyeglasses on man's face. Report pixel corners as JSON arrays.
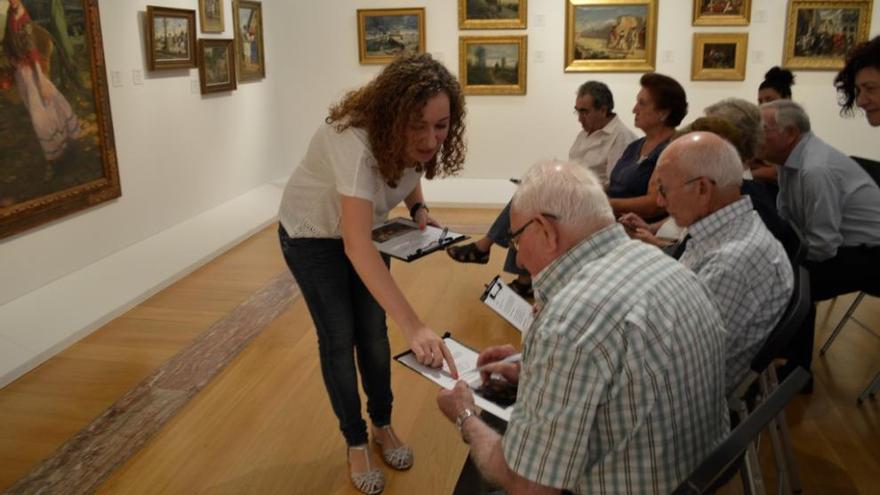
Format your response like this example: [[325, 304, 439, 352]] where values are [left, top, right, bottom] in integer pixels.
[[506, 213, 559, 251], [658, 176, 714, 199]]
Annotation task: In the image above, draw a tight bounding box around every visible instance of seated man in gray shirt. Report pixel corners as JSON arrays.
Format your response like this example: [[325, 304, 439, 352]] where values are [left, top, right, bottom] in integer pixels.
[[760, 100, 880, 378], [652, 132, 794, 394], [437, 160, 728, 495]]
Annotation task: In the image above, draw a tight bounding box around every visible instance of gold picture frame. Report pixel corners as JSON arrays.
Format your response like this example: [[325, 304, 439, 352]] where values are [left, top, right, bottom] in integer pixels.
[[233, 0, 266, 81], [199, 0, 225, 33], [783, 0, 873, 70], [459, 35, 527, 95], [459, 0, 528, 29], [198, 39, 237, 94], [692, 33, 748, 81], [692, 0, 751, 26], [357, 8, 426, 64], [145, 6, 197, 70], [564, 0, 657, 72]]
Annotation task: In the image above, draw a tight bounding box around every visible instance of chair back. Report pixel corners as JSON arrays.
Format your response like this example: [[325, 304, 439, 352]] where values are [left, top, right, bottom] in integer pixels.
[[784, 219, 807, 267], [672, 367, 811, 495], [851, 155, 880, 187], [751, 265, 811, 373]]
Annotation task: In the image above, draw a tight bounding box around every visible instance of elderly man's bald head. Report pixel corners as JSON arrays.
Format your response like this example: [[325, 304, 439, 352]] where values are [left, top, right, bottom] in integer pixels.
[[659, 132, 744, 191]]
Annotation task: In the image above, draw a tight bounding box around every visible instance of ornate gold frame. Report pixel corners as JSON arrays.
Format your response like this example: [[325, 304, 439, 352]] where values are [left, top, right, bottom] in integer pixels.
[[199, 0, 225, 33], [564, 0, 657, 72], [783, 0, 873, 70], [692, 33, 748, 81], [233, 0, 266, 81], [458, 0, 528, 29], [357, 8, 426, 65], [146, 6, 197, 70], [0, 0, 120, 239], [692, 0, 751, 26], [459, 35, 527, 95]]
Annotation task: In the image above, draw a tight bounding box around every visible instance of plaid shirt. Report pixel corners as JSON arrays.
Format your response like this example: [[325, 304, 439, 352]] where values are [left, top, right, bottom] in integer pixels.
[[502, 224, 728, 494], [680, 197, 793, 394]]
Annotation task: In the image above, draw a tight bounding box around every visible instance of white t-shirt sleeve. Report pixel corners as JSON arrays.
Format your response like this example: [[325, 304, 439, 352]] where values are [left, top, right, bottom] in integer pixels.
[[321, 125, 380, 202]]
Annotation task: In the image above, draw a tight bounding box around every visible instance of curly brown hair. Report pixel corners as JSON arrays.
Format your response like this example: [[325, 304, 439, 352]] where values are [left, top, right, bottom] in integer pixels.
[[835, 35, 880, 117], [327, 53, 466, 187]]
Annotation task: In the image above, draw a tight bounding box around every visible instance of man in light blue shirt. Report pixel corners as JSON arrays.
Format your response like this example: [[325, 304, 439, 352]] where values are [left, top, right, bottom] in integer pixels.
[[760, 100, 880, 378]]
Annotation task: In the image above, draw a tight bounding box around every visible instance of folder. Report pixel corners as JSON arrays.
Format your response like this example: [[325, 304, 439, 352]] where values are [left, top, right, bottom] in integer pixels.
[[372, 217, 468, 262]]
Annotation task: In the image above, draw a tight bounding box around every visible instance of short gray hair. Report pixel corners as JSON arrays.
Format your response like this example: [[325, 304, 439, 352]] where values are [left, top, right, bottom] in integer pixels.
[[762, 99, 811, 133], [576, 81, 615, 113], [512, 160, 614, 235], [704, 98, 762, 161], [663, 132, 743, 190]]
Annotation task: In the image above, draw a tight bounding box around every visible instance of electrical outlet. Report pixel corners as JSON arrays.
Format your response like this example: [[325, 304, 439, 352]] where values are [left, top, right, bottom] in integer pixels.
[[132, 69, 144, 86], [110, 70, 123, 88]]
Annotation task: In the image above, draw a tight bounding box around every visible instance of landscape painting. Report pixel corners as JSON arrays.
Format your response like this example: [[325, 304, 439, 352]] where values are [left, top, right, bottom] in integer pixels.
[[146, 6, 197, 70], [565, 0, 657, 72], [0, 0, 120, 239], [459, 36, 527, 95], [357, 8, 425, 64], [784, 1, 871, 69], [459, 0, 527, 29], [198, 39, 236, 94]]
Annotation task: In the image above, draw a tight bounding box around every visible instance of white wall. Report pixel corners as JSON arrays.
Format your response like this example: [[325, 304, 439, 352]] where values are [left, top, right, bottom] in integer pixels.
[[0, 0, 287, 307], [276, 0, 880, 186]]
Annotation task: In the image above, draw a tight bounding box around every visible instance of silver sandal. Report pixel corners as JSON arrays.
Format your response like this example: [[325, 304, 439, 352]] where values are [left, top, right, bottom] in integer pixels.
[[372, 425, 414, 471], [348, 445, 385, 494]]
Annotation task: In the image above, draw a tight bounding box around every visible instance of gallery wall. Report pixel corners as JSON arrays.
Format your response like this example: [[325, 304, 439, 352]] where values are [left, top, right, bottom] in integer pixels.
[[275, 0, 880, 187], [0, 0, 287, 306]]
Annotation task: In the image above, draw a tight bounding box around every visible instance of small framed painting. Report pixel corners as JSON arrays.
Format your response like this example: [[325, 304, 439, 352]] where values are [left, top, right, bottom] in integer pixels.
[[146, 6, 197, 70], [199, 0, 225, 33], [783, 0, 873, 70], [692, 33, 748, 81], [564, 0, 658, 72], [357, 8, 426, 64], [198, 39, 237, 94], [459, 35, 527, 95], [693, 0, 751, 26], [459, 0, 527, 29], [233, 0, 266, 81]]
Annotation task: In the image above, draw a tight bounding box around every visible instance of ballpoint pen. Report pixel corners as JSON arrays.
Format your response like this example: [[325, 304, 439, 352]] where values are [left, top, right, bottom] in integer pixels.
[[476, 352, 522, 372], [438, 226, 449, 244]]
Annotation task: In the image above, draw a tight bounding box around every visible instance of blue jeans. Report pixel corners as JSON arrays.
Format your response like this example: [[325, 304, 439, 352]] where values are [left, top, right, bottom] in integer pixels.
[[279, 225, 393, 446], [487, 202, 529, 276]]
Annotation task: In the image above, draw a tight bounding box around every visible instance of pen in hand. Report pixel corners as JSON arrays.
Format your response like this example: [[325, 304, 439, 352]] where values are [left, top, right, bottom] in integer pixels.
[[477, 352, 522, 372]]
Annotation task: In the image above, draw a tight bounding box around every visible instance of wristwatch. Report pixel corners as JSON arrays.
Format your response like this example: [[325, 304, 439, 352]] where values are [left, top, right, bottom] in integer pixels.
[[409, 202, 428, 219], [455, 408, 476, 433]]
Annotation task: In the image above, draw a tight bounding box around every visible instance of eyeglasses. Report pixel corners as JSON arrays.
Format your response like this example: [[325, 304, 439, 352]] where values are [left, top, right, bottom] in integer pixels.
[[658, 176, 714, 199], [506, 213, 559, 251]]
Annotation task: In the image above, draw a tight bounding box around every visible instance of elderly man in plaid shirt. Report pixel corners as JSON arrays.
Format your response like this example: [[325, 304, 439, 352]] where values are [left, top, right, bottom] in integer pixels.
[[652, 132, 793, 394], [437, 160, 729, 494]]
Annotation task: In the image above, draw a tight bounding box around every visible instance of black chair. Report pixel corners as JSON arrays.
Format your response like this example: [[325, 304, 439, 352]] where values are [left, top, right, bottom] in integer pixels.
[[819, 156, 880, 403], [727, 265, 811, 495], [673, 368, 811, 495]]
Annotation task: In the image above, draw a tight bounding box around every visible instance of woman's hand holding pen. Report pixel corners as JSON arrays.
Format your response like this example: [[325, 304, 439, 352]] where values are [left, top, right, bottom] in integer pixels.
[[476, 344, 521, 385], [407, 326, 459, 378]]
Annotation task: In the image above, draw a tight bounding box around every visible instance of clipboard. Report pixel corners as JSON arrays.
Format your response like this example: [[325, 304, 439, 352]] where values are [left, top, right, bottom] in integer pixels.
[[480, 275, 534, 333], [393, 333, 514, 422], [372, 217, 468, 262]]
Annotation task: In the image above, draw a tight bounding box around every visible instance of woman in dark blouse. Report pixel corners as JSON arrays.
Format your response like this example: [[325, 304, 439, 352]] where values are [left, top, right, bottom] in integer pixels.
[[608, 73, 687, 221]]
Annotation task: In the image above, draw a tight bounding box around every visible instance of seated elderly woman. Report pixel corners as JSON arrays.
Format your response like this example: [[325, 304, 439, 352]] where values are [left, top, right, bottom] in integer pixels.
[[620, 99, 797, 259]]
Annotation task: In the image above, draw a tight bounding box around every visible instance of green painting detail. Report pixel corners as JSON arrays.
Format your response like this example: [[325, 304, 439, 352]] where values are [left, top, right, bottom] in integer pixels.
[[0, 0, 103, 210], [466, 0, 520, 20], [466, 43, 519, 85]]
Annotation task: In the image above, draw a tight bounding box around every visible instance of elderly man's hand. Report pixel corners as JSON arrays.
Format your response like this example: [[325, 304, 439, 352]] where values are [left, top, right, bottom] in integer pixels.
[[437, 381, 476, 424]]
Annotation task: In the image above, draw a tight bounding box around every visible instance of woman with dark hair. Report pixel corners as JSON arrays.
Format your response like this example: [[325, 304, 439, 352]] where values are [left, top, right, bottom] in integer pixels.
[[835, 35, 880, 127], [758, 66, 795, 104], [607, 72, 687, 220], [277, 53, 466, 494]]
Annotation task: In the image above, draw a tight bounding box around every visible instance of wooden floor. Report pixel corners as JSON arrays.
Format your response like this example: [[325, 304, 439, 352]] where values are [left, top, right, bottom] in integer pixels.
[[1, 207, 879, 494]]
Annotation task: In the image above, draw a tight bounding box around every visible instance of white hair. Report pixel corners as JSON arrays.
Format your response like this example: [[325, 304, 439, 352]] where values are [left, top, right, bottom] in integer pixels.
[[511, 160, 614, 235], [704, 98, 763, 161], [663, 132, 743, 190], [761, 99, 811, 133]]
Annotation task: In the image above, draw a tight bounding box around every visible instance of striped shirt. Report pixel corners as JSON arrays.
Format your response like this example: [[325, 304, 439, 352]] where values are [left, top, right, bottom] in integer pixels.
[[502, 224, 729, 494], [680, 197, 793, 394]]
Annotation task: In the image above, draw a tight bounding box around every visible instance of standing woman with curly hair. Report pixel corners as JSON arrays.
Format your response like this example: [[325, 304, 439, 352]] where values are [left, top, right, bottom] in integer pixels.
[[835, 35, 880, 127], [277, 54, 466, 494]]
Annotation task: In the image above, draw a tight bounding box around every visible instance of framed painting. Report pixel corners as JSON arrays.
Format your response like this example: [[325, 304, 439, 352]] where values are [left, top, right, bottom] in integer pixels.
[[0, 0, 120, 239], [357, 8, 425, 64], [459, 35, 527, 95], [198, 39, 237, 94], [459, 0, 527, 29], [233, 0, 266, 81], [145, 6, 197, 70], [783, 1, 873, 70], [692, 33, 748, 80], [565, 0, 657, 72], [199, 0, 225, 33], [693, 0, 751, 26]]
